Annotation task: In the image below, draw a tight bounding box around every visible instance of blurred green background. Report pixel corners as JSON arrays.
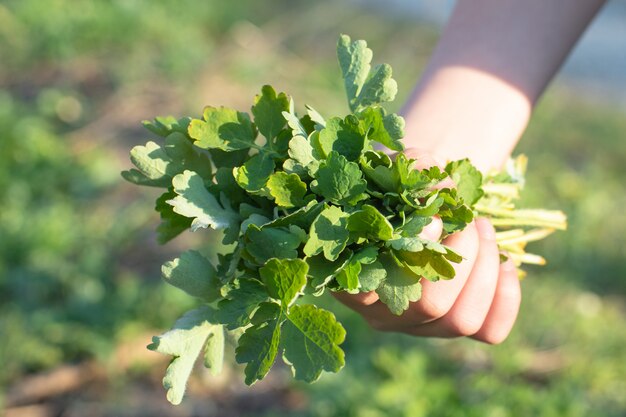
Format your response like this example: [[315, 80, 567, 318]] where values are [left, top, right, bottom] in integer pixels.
[[1, 1, 625, 416]]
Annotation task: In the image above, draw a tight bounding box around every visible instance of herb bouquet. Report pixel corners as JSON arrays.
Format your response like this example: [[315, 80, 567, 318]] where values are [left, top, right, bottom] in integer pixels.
[[122, 35, 566, 404]]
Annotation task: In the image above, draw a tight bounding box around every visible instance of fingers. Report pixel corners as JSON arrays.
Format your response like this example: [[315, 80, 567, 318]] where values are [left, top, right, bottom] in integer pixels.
[[471, 257, 521, 344], [332, 217, 444, 312], [336, 221, 480, 332], [411, 222, 480, 324], [339, 218, 522, 345], [331, 148, 524, 343], [408, 218, 501, 337], [420, 216, 444, 241]]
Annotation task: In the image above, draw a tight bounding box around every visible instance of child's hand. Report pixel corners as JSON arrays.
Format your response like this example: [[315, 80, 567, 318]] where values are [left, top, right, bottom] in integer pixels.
[[334, 149, 521, 344]]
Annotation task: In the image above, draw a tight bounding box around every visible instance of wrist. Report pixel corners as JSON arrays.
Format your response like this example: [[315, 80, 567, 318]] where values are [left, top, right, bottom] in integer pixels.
[[401, 67, 531, 172]]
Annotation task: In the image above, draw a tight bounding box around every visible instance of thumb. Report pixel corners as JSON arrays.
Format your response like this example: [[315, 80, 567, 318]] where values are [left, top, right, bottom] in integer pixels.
[[419, 216, 444, 242], [402, 148, 443, 171]]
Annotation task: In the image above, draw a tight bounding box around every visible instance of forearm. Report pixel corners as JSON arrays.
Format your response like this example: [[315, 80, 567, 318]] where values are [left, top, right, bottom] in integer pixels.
[[402, 0, 605, 171]]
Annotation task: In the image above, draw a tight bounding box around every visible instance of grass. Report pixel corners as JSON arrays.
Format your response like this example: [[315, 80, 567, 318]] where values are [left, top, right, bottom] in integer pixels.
[[1, 1, 625, 415]]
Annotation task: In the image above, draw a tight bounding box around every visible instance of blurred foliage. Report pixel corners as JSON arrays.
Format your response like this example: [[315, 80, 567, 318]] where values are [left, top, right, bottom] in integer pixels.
[[0, 0, 625, 416], [0, 0, 284, 83], [519, 96, 626, 294], [0, 89, 197, 386]]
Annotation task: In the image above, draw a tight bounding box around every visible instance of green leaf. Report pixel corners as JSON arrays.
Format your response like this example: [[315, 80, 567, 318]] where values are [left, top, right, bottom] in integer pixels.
[[162, 250, 222, 302], [260, 258, 309, 307], [359, 261, 387, 292], [245, 224, 304, 265], [282, 100, 308, 140], [209, 148, 249, 169], [356, 63, 398, 109], [235, 314, 282, 385], [375, 253, 422, 315], [213, 167, 247, 207], [306, 104, 326, 128], [240, 213, 271, 233], [358, 107, 404, 152], [407, 193, 444, 216], [393, 153, 432, 191], [189, 106, 256, 151], [444, 247, 463, 264], [386, 237, 425, 252], [121, 168, 165, 187], [263, 200, 324, 230], [155, 189, 193, 243], [311, 152, 367, 205], [147, 307, 221, 405], [252, 85, 290, 140], [288, 135, 316, 163], [251, 302, 282, 325], [337, 34, 372, 112], [399, 214, 432, 237], [168, 170, 239, 232], [318, 116, 366, 161], [234, 153, 275, 192], [164, 132, 213, 180], [284, 134, 320, 176], [282, 305, 346, 382], [303, 205, 350, 261], [395, 247, 459, 282], [203, 326, 225, 376], [272, 128, 292, 156], [347, 204, 394, 241], [124, 141, 175, 187], [216, 278, 268, 329], [305, 252, 350, 292], [143, 116, 191, 137], [267, 171, 309, 208], [360, 150, 400, 192], [436, 189, 475, 233], [352, 246, 379, 264], [445, 159, 484, 205], [335, 260, 361, 293]]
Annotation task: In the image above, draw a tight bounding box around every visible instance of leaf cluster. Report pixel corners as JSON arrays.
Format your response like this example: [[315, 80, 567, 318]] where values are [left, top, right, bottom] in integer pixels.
[[122, 34, 564, 404]]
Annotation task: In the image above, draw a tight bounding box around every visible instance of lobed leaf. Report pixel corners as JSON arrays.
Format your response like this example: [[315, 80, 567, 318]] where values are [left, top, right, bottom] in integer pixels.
[[303, 205, 350, 261], [267, 171, 309, 208], [260, 258, 308, 307], [167, 170, 239, 232], [281, 305, 346, 382], [337, 34, 372, 112], [235, 313, 282, 385], [252, 85, 290, 141], [162, 250, 222, 302], [347, 204, 394, 241], [234, 153, 275, 193], [189, 106, 256, 151], [375, 253, 422, 315], [311, 152, 367, 205], [147, 307, 222, 405]]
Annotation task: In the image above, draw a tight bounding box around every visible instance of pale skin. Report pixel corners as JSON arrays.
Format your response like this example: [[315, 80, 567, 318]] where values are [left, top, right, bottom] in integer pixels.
[[336, 0, 606, 343]]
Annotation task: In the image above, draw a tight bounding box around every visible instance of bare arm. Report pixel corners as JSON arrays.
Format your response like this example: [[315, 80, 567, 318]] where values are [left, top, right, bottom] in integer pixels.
[[339, 1, 605, 343], [403, 0, 605, 171]]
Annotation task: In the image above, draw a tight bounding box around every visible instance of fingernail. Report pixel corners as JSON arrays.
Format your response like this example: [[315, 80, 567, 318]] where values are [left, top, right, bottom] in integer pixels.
[[419, 216, 443, 240], [475, 217, 496, 241]]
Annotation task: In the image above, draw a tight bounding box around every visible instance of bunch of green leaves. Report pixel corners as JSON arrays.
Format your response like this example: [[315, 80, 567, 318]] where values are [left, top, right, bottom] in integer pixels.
[[122, 35, 564, 404]]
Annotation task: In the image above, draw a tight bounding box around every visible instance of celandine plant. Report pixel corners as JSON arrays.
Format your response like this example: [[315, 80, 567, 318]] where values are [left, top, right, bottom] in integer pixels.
[[122, 35, 566, 404]]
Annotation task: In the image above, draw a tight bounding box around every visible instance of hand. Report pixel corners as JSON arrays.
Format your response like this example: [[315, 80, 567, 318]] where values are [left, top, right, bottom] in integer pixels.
[[333, 150, 522, 344]]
